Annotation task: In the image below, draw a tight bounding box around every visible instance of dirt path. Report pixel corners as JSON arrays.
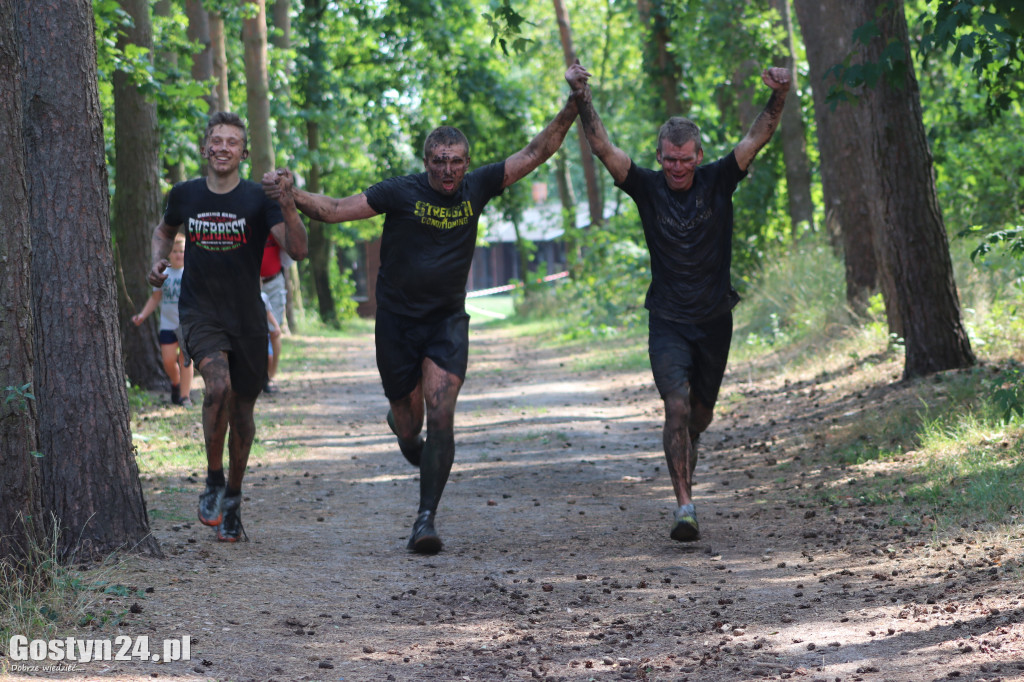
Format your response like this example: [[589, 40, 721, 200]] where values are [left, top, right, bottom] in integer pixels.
[[9, 325, 1024, 682]]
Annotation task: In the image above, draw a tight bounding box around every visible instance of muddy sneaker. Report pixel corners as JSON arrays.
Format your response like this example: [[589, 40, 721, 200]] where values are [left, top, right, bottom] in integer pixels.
[[407, 510, 442, 554], [217, 494, 247, 542], [198, 483, 225, 526], [670, 503, 700, 542], [387, 409, 424, 467]]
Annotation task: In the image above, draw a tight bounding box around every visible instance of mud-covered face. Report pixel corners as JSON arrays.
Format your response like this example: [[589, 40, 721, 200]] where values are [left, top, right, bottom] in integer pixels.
[[202, 124, 247, 176], [424, 144, 469, 196], [657, 139, 703, 192]]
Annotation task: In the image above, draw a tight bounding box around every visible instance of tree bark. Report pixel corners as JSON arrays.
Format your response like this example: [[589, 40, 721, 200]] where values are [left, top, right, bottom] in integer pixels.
[[186, 0, 215, 115], [552, 0, 604, 233], [0, 0, 42, 563], [113, 0, 166, 391], [269, 0, 302, 330], [793, 0, 879, 312], [300, 0, 335, 324], [18, 0, 160, 560], [770, 0, 815, 237], [857, 0, 974, 378], [209, 10, 230, 112], [305, 119, 336, 325], [243, 0, 275, 178]]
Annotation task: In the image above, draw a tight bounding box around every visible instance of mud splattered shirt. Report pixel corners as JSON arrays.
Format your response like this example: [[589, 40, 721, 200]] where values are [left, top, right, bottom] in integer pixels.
[[365, 162, 505, 320], [163, 178, 283, 336], [618, 152, 746, 323]]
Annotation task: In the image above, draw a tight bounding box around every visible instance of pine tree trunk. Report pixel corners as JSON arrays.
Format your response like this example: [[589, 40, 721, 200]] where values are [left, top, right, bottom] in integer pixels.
[[243, 0, 275, 178], [859, 0, 974, 378], [18, 0, 160, 560], [770, 0, 816, 237], [0, 0, 42, 562], [210, 10, 230, 112], [793, 0, 879, 312], [114, 0, 167, 391], [186, 0, 215, 114], [552, 0, 604, 231]]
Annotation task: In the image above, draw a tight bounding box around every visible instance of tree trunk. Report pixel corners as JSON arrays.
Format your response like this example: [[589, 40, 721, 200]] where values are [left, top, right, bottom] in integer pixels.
[[113, 0, 166, 391], [209, 10, 230, 112], [770, 0, 815, 237], [793, 0, 879, 312], [858, 0, 974, 378], [186, 0, 215, 115], [552, 0, 604, 233], [636, 0, 685, 118], [300, 0, 335, 324], [305, 119, 337, 325], [269, 0, 302, 330], [18, 0, 160, 560], [0, 0, 42, 563], [243, 0, 274, 178]]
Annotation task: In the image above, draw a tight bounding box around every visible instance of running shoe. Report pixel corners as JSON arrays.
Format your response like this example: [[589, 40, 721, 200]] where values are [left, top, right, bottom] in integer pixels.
[[198, 483, 225, 526], [670, 503, 700, 542], [217, 494, 247, 542], [407, 510, 442, 554]]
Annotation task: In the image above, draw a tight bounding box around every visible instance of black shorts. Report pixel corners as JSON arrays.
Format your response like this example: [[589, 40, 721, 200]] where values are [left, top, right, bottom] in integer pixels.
[[375, 308, 470, 401], [181, 320, 267, 399], [648, 312, 732, 409], [158, 329, 179, 345]]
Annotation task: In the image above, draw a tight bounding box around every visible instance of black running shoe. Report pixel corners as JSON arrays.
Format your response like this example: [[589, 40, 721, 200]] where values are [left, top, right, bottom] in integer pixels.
[[407, 510, 442, 554], [198, 483, 225, 526], [387, 409, 423, 467], [217, 494, 247, 542], [670, 503, 700, 542]]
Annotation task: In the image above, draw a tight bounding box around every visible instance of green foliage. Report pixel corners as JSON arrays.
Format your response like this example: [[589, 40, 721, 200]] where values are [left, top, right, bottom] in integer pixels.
[[918, 0, 1024, 117], [3, 382, 35, 414], [988, 362, 1024, 422]]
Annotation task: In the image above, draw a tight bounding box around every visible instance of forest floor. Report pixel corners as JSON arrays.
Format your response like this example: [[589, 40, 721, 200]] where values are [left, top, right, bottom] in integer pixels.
[[5, 323, 1024, 682]]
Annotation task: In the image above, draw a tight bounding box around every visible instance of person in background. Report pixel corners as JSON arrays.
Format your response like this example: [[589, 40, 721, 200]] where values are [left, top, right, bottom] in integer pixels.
[[132, 232, 194, 407]]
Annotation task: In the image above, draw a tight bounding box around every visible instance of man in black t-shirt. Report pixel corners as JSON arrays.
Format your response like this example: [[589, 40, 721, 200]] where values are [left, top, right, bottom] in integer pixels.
[[566, 62, 791, 543], [147, 112, 308, 542], [264, 68, 582, 553]]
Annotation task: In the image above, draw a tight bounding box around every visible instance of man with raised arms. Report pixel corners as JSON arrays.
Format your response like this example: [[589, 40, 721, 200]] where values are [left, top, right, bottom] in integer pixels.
[[264, 68, 583, 553], [566, 61, 791, 542]]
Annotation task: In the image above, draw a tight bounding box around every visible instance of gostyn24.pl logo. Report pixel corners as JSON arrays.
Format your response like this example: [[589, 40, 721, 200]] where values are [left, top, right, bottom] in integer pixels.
[[7, 635, 191, 664]]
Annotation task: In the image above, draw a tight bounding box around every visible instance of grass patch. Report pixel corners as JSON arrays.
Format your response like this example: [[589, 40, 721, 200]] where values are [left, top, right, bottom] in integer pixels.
[[1, 520, 143, 652]]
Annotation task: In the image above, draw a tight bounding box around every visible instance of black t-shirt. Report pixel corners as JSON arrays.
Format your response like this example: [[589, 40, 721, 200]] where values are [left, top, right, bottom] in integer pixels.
[[163, 178, 284, 336], [618, 152, 746, 323], [364, 162, 506, 319]]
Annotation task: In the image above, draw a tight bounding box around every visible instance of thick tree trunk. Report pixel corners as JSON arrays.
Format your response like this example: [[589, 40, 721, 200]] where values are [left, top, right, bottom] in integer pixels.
[[19, 0, 160, 560], [243, 0, 275, 178], [636, 0, 685, 118], [209, 10, 230, 112], [114, 0, 166, 391], [793, 0, 879, 312], [858, 0, 974, 378], [552, 0, 604, 232], [770, 0, 815, 237], [0, 0, 42, 563]]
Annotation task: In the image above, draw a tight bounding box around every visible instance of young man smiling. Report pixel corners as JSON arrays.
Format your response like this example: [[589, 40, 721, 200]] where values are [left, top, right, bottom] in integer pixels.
[[148, 112, 308, 542], [567, 62, 791, 543], [264, 68, 583, 553]]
